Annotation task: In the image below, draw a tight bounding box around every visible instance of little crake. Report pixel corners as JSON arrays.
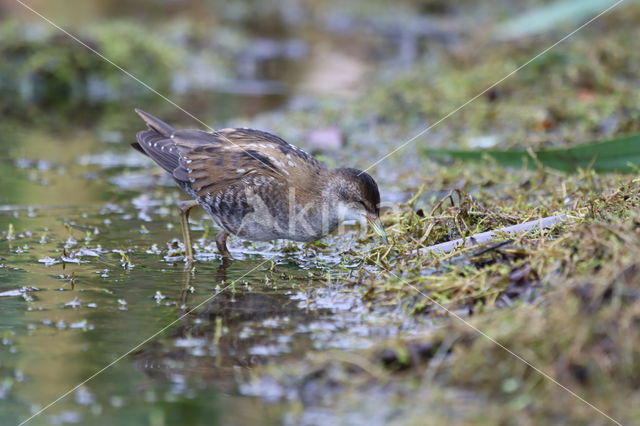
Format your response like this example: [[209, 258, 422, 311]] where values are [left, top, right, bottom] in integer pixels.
[[132, 109, 387, 263]]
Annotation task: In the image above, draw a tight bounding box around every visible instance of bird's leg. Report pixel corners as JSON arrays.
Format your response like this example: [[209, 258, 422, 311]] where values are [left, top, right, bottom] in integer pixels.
[[179, 200, 200, 267], [215, 231, 233, 261]]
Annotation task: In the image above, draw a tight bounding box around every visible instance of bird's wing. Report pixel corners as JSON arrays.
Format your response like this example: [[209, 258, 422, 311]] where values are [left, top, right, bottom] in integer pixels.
[[171, 127, 325, 200], [133, 109, 325, 201]]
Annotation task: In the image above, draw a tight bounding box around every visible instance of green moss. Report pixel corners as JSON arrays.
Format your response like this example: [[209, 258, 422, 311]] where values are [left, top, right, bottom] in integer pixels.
[[0, 20, 183, 113]]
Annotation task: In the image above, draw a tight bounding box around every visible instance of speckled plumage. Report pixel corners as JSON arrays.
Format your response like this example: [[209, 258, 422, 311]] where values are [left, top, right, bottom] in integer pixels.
[[132, 109, 383, 258]]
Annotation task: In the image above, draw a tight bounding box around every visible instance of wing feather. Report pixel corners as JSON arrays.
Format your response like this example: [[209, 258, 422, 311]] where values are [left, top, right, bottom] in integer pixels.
[[133, 110, 325, 204], [135, 130, 181, 175]]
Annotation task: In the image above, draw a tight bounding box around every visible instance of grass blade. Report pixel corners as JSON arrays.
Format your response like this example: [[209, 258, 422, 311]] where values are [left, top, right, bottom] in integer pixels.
[[424, 134, 640, 173]]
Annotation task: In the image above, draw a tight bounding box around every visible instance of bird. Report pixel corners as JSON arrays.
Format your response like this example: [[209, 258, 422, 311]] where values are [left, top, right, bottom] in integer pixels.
[[132, 109, 387, 264]]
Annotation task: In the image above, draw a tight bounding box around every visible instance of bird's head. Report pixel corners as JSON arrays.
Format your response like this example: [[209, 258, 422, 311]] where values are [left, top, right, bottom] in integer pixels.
[[328, 168, 388, 243]]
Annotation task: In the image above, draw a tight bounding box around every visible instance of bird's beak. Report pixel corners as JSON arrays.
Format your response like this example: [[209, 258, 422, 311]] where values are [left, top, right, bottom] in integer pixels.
[[366, 216, 389, 244]]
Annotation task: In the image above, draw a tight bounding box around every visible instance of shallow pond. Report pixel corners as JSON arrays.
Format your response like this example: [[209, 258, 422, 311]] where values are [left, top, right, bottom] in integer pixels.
[[0, 104, 427, 426], [0, 1, 458, 423]]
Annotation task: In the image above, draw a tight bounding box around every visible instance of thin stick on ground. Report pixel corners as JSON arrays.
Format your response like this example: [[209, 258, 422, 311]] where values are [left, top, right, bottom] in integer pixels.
[[422, 214, 569, 254]]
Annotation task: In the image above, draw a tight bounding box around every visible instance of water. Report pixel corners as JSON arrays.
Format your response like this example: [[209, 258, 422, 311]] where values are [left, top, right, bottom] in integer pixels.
[[0, 117, 417, 424], [0, 2, 451, 423]]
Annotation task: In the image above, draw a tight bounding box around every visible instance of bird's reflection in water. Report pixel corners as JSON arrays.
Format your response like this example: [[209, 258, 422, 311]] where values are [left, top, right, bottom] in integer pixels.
[[179, 260, 230, 306], [135, 259, 327, 391]]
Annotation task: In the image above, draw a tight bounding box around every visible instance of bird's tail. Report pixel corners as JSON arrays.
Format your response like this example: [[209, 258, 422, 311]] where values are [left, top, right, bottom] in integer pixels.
[[134, 109, 175, 137]]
